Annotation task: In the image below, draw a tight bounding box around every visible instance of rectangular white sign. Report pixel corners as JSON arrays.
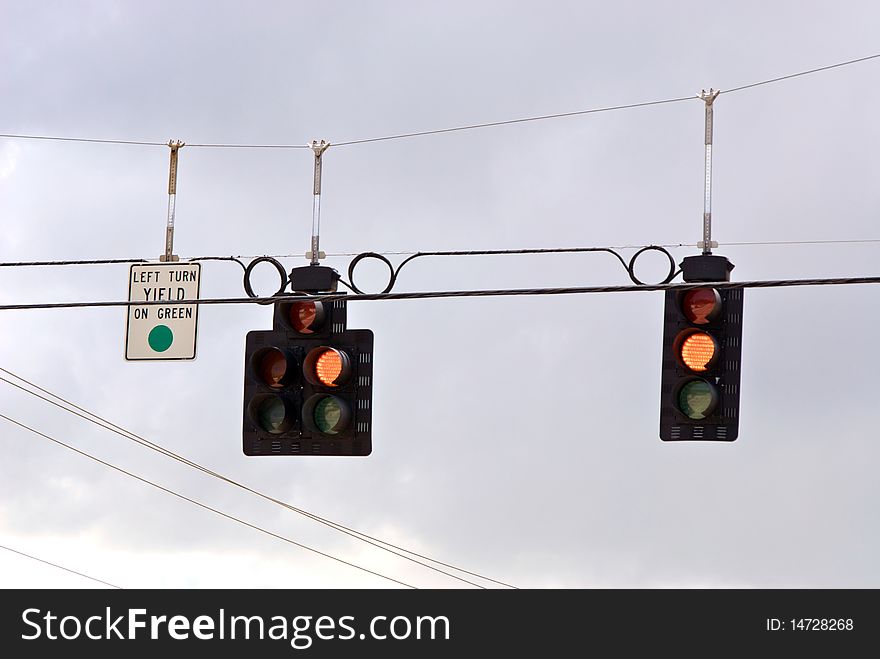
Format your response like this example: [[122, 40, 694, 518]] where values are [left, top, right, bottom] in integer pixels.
[[125, 262, 201, 361]]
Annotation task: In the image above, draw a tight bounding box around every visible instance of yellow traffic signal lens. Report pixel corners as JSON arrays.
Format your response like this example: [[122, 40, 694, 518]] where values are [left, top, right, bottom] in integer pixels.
[[677, 379, 718, 420], [678, 331, 717, 372], [289, 301, 325, 334], [681, 288, 722, 325], [258, 349, 289, 388], [303, 347, 352, 387], [316, 350, 343, 386]]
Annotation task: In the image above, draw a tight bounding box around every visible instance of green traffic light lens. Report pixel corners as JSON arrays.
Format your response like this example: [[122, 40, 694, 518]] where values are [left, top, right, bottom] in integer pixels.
[[676, 379, 719, 420], [303, 394, 352, 435], [254, 395, 292, 434], [314, 397, 343, 434]]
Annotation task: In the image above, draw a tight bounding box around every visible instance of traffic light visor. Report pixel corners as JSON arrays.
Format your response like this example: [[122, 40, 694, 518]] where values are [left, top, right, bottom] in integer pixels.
[[681, 288, 722, 325], [304, 347, 352, 387]]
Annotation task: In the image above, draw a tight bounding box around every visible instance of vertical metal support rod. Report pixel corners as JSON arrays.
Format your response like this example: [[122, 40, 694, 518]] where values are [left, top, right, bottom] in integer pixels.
[[309, 139, 330, 266], [162, 140, 184, 262], [699, 89, 719, 255]]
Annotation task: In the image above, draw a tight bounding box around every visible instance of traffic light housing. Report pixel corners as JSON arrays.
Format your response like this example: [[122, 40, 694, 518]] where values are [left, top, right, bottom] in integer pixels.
[[660, 255, 743, 441], [243, 296, 374, 456]]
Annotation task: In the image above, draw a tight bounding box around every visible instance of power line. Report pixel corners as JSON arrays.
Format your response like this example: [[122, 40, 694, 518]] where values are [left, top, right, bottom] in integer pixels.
[[184, 142, 310, 149], [330, 96, 696, 147], [0, 412, 416, 589], [722, 52, 880, 95], [3, 237, 879, 270], [2, 52, 879, 150], [0, 257, 151, 268], [721, 238, 880, 247], [2, 275, 880, 313], [0, 543, 122, 589], [0, 133, 165, 147], [0, 368, 514, 589]]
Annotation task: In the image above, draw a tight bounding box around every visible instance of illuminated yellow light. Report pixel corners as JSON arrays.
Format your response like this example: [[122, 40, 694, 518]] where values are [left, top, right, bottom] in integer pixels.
[[679, 332, 716, 372], [315, 350, 343, 386]]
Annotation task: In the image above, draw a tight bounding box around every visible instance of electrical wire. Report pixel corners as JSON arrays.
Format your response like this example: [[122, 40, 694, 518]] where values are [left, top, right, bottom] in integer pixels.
[[0, 258, 150, 267], [0, 256, 245, 269], [722, 53, 880, 95], [184, 142, 310, 149], [0, 368, 514, 589], [3, 237, 879, 270], [0, 543, 122, 589], [0, 133, 165, 146], [1, 275, 880, 313], [330, 96, 696, 147], [0, 413, 416, 589], [2, 52, 879, 150]]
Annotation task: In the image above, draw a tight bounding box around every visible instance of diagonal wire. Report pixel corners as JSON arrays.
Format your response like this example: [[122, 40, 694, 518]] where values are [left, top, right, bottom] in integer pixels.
[[0, 133, 166, 146], [330, 95, 697, 146], [0, 368, 515, 588], [0, 412, 416, 589], [722, 52, 880, 95], [0, 543, 122, 589]]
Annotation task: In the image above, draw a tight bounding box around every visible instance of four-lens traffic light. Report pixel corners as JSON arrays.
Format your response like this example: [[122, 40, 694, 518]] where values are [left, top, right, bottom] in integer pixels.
[[660, 256, 743, 441], [243, 297, 374, 456]]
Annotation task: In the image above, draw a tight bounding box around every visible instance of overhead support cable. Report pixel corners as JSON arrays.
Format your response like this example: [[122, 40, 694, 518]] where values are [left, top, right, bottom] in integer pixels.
[[2, 52, 878, 150]]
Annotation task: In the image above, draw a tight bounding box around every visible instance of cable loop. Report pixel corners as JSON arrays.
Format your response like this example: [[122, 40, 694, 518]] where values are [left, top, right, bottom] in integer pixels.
[[627, 246, 678, 285], [243, 256, 288, 301]]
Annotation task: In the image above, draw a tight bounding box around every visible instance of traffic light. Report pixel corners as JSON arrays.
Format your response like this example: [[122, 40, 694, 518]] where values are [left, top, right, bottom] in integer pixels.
[[243, 296, 374, 456], [660, 255, 743, 441]]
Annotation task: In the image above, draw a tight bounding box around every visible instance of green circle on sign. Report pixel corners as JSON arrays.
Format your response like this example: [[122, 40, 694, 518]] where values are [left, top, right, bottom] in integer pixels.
[[148, 325, 174, 352]]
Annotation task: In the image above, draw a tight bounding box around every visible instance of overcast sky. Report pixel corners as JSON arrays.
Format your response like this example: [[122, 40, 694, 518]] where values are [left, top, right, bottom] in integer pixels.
[[1, 0, 880, 589]]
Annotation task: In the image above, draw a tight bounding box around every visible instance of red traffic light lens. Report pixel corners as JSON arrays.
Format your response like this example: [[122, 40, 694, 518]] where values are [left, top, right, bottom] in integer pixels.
[[288, 301, 326, 334], [303, 347, 352, 387], [681, 288, 722, 325], [252, 347, 297, 388], [676, 379, 719, 420], [675, 330, 718, 372]]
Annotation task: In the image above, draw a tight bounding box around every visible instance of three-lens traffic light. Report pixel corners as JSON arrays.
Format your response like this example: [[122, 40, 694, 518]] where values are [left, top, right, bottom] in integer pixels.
[[243, 298, 374, 456], [660, 275, 743, 441]]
